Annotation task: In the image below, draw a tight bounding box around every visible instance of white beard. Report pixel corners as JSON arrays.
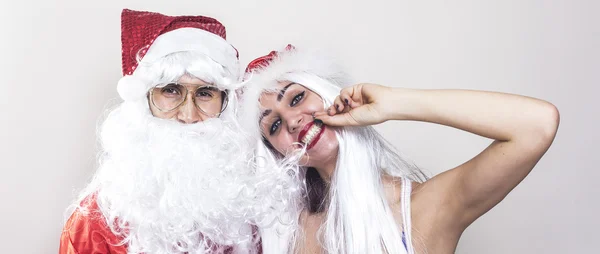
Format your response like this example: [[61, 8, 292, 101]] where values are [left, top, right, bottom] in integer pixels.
[[84, 100, 260, 254]]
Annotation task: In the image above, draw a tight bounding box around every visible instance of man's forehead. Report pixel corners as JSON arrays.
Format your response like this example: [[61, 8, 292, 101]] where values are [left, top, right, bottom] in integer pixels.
[[177, 75, 212, 86]]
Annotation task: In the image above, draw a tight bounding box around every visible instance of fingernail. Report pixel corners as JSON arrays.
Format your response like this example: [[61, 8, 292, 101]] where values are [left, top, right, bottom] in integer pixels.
[[335, 104, 340, 110], [314, 119, 323, 126], [344, 99, 349, 105]]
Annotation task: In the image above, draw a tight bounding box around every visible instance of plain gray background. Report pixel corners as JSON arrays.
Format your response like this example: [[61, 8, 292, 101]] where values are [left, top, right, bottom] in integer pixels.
[[0, 0, 597, 253]]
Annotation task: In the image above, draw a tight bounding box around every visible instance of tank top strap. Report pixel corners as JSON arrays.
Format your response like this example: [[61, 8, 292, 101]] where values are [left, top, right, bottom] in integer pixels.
[[400, 177, 415, 254]]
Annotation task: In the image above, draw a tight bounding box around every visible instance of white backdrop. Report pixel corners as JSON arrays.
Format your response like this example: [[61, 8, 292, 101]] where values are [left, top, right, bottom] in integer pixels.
[[0, 0, 597, 253]]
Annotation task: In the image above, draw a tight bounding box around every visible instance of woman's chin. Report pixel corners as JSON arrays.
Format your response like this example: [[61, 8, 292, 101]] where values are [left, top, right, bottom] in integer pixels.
[[304, 128, 339, 169]]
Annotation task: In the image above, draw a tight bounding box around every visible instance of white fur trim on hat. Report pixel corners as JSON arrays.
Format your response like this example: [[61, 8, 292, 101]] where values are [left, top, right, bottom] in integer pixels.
[[242, 47, 348, 90], [140, 28, 239, 82]]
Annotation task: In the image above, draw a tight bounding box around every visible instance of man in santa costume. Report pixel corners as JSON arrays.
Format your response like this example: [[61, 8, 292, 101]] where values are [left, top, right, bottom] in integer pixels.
[[59, 9, 264, 253]]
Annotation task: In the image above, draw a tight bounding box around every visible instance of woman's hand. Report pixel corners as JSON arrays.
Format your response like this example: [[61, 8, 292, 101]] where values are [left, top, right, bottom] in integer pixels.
[[314, 83, 396, 126]]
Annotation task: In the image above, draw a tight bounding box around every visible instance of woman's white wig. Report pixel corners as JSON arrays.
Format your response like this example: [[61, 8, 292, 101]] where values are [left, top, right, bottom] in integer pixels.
[[240, 45, 427, 254]]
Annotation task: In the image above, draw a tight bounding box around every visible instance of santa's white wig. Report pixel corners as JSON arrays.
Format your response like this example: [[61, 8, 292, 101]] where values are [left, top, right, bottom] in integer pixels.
[[240, 45, 428, 254], [67, 28, 277, 253]]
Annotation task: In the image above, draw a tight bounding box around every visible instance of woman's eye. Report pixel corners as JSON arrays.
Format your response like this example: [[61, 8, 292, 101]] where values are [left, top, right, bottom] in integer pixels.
[[270, 119, 281, 135], [291, 91, 305, 106]]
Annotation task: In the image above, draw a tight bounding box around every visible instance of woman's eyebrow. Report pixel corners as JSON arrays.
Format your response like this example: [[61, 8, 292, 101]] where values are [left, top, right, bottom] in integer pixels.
[[277, 82, 299, 101], [259, 109, 272, 124]]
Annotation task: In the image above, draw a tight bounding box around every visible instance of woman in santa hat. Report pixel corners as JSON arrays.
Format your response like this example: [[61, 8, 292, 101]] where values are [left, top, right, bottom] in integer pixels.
[[241, 45, 559, 254]]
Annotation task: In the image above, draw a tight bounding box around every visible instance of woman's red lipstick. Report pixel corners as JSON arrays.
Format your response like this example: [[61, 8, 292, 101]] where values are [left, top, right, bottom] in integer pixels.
[[297, 119, 325, 150]]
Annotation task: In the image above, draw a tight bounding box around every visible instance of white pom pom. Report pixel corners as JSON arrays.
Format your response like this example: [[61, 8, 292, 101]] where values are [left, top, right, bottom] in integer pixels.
[[117, 75, 149, 101]]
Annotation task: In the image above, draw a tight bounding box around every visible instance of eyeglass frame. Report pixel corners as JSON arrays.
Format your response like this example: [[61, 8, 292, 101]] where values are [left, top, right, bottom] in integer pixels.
[[148, 83, 229, 117]]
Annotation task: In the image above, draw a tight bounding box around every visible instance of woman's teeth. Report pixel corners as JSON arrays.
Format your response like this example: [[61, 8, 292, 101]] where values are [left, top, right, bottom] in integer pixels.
[[302, 124, 322, 145]]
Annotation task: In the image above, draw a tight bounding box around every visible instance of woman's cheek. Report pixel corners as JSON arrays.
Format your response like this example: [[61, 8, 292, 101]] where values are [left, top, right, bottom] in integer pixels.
[[273, 138, 290, 155]]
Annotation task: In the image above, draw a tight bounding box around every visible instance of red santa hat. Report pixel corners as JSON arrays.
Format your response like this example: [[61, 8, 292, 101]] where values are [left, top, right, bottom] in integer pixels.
[[117, 9, 239, 101]]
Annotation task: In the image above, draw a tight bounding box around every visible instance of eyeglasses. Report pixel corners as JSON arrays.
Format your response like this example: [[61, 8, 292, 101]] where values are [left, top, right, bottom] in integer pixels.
[[149, 83, 228, 117]]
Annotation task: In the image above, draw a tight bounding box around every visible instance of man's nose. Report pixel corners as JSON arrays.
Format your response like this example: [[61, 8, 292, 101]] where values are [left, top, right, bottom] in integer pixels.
[[176, 94, 205, 124]]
